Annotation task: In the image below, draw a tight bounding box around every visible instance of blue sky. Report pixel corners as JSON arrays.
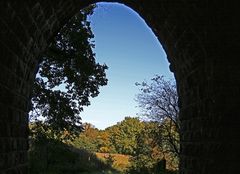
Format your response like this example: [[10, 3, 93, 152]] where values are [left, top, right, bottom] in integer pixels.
[[81, 2, 174, 129]]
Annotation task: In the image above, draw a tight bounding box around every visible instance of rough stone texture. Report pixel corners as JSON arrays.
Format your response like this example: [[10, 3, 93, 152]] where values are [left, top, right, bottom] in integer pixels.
[[0, 1, 239, 174]]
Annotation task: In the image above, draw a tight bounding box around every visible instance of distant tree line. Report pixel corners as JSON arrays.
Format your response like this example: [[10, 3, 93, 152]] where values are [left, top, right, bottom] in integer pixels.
[[72, 75, 180, 173], [73, 116, 179, 172]]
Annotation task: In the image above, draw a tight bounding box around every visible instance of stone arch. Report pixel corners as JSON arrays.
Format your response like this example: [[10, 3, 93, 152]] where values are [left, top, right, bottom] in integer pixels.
[[0, 1, 239, 174]]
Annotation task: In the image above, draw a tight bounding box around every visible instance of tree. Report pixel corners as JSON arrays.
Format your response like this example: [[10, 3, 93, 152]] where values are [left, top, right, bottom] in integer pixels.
[[29, 5, 108, 138], [107, 117, 144, 155], [73, 123, 102, 152], [128, 121, 162, 173], [135, 75, 180, 164], [97, 130, 116, 153]]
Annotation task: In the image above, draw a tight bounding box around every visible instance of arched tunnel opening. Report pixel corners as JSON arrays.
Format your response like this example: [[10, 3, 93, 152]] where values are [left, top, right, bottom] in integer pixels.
[[28, 3, 179, 173]]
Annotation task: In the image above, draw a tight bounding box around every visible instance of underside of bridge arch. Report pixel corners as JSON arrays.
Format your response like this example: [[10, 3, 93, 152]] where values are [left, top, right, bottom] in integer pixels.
[[0, 1, 239, 174]]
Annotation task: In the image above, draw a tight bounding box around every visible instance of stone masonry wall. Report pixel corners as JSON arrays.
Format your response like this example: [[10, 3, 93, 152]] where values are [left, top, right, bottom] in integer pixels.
[[0, 1, 239, 174]]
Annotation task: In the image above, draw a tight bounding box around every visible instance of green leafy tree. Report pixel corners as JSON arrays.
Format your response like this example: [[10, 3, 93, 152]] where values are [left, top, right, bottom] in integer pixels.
[[29, 5, 108, 138], [73, 123, 102, 152], [97, 130, 116, 153], [107, 117, 144, 155], [128, 121, 163, 173], [136, 75, 180, 168]]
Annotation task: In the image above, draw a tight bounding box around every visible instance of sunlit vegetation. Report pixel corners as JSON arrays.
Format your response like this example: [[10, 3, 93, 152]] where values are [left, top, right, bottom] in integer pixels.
[[96, 153, 131, 172], [29, 116, 178, 173], [28, 3, 179, 174], [72, 117, 179, 173], [28, 124, 119, 174]]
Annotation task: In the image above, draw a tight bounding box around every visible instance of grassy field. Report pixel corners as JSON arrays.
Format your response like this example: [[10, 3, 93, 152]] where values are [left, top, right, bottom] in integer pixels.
[[96, 153, 131, 172], [29, 138, 120, 174], [29, 139, 178, 174], [81, 171, 120, 174]]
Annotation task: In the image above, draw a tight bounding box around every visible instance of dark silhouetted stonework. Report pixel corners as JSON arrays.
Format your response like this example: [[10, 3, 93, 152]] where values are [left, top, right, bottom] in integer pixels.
[[0, 1, 239, 174]]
